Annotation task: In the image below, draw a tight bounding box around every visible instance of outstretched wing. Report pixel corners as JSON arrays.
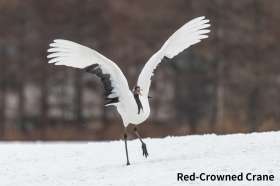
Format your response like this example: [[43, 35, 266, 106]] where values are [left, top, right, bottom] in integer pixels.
[[47, 39, 130, 106], [137, 16, 210, 96]]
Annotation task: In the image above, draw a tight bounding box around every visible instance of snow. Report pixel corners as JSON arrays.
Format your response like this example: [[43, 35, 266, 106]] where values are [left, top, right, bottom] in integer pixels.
[[0, 131, 279, 186]]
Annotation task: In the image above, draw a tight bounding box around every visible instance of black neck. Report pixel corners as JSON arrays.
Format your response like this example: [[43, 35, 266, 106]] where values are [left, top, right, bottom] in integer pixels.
[[134, 94, 143, 114]]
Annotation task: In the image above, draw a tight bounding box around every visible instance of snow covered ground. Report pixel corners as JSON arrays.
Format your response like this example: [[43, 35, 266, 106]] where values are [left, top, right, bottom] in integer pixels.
[[0, 131, 279, 186]]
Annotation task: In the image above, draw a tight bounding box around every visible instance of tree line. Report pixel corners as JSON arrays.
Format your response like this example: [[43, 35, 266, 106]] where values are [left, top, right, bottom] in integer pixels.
[[0, 0, 279, 140]]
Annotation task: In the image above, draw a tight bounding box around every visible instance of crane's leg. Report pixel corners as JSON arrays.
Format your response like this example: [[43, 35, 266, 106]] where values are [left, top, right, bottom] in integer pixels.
[[134, 127, 148, 158], [124, 129, 130, 166]]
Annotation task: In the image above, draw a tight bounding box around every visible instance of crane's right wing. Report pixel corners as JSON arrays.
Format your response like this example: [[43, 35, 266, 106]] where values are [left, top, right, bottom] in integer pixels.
[[47, 39, 131, 106], [137, 16, 210, 96]]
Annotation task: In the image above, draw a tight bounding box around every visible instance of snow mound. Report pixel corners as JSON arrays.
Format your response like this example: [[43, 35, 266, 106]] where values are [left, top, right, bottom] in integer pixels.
[[0, 132, 279, 186]]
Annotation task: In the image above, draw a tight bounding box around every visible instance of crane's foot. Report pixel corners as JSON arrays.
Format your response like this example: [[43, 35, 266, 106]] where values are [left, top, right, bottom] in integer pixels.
[[142, 143, 149, 158], [126, 161, 130, 166]]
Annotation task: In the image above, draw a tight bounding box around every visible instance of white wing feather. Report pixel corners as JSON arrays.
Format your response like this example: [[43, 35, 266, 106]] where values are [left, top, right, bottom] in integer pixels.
[[47, 39, 131, 104], [137, 16, 211, 96]]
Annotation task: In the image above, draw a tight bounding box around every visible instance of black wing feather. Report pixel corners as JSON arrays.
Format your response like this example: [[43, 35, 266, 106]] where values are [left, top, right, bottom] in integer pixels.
[[85, 64, 119, 106]]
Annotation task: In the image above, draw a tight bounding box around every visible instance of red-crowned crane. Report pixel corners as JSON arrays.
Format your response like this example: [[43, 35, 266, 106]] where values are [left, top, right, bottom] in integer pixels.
[[47, 16, 211, 165]]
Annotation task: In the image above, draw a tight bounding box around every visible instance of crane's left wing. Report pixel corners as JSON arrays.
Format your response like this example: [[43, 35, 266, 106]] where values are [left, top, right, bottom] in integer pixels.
[[47, 39, 131, 106], [137, 16, 210, 96]]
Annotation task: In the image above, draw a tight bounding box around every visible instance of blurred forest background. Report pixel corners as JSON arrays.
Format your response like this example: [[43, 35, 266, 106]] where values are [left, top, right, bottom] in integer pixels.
[[0, 0, 279, 140]]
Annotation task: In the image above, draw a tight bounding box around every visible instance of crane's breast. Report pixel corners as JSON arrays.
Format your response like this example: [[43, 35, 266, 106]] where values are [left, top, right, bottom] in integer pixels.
[[117, 95, 150, 125]]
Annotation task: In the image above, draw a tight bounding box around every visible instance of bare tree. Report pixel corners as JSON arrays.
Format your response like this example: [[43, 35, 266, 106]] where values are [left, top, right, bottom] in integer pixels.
[[0, 45, 7, 138]]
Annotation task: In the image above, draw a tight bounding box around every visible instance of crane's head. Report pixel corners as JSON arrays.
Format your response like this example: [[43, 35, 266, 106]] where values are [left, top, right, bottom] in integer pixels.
[[133, 86, 142, 96]]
